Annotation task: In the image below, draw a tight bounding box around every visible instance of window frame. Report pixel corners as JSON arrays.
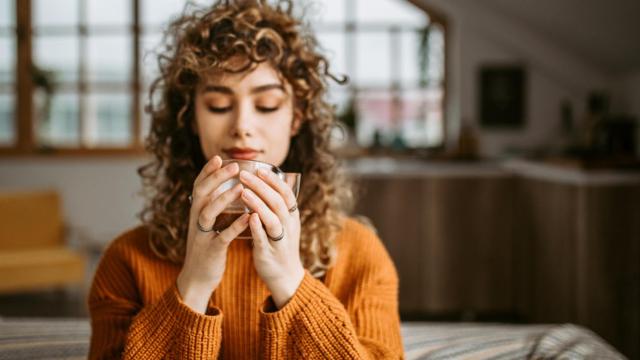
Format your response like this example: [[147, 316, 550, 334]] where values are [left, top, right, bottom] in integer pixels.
[[0, 0, 447, 157], [1, 0, 144, 157]]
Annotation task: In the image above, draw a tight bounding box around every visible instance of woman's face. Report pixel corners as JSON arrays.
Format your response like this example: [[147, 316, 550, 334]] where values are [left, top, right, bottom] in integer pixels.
[[193, 62, 299, 167]]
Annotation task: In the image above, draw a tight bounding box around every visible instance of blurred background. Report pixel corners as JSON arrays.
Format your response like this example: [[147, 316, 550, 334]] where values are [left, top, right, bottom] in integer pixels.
[[0, 0, 638, 358]]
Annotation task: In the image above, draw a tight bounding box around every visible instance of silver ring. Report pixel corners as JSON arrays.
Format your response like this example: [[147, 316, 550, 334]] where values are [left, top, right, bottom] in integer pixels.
[[288, 203, 298, 213], [267, 228, 285, 241], [188, 195, 193, 204], [197, 220, 215, 233]]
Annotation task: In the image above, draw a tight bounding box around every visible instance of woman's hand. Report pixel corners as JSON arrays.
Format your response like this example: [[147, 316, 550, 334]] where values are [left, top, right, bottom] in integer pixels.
[[239, 168, 305, 309], [177, 155, 250, 314]]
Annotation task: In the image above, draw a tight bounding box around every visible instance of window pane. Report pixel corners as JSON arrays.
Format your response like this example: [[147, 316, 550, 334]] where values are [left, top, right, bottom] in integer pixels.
[[85, 93, 131, 146], [141, 33, 163, 85], [400, 88, 443, 147], [0, 0, 14, 27], [427, 24, 445, 85], [0, 94, 14, 145], [37, 92, 80, 146], [142, 0, 185, 27], [0, 36, 15, 83], [355, 90, 393, 147], [88, 35, 132, 82], [140, 92, 151, 142], [355, 0, 427, 26], [400, 30, 421, 87], [142, 0, 213, 26], [328, 86, 351, 117], [88, 0, 131, 26], [308, 0, 344, 24], [34, 0, 79, 27], [316, 31, 347, 80], [355, 31, 391, 86], [140, 87, 162, 142], [34, 36, 79, 83]]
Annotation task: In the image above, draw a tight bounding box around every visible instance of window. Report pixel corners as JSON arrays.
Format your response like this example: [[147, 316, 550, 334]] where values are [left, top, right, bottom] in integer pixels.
[[0, 0, 445, 155], [0, 0, 15, 146], [312, 0, 446, 149]]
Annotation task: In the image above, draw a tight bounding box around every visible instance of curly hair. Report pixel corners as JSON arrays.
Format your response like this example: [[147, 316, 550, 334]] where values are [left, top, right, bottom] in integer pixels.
[[137, 0, 355, 278]]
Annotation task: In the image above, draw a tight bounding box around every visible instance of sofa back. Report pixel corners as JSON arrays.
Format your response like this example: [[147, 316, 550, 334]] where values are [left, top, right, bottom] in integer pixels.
[[0, 190, 63, 250]]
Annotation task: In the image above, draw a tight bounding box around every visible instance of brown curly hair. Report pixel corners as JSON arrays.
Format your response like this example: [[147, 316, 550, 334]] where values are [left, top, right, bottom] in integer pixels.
[[137, 0, 355, 278]]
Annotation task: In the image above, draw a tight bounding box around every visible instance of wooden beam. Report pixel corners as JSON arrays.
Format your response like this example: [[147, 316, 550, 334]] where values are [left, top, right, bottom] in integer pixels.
[[15, 0, 33, 150]]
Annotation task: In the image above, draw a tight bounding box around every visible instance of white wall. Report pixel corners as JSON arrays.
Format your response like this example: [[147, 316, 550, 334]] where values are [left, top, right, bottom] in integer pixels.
[[417, 0, 636, 157], [0, 157, 148, 245]]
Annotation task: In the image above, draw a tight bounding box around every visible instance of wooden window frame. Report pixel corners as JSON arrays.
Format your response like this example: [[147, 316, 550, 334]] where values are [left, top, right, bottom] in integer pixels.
[[1, 0, 145, 157]]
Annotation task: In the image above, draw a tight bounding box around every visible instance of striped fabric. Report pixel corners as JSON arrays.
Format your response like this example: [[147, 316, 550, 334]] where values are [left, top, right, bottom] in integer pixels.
[[0, 318, 625, 359], [402, 322, 625, 360]]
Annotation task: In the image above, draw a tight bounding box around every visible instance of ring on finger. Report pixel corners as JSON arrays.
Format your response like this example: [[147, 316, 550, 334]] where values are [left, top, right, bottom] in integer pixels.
[[267, 227, 285, 241], [197, 220, 215, 232], [288, 203, 298, 213]]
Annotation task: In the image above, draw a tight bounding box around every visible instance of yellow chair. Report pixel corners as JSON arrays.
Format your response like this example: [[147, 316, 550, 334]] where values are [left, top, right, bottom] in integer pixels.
[[0, 190, 86, 294]]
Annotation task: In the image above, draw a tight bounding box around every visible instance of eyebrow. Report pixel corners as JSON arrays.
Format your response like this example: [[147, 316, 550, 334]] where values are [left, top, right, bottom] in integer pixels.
[[202, 84, 286, 95]]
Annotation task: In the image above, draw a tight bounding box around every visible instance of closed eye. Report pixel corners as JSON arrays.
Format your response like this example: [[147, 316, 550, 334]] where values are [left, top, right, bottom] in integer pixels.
[[257, 106, 279, 113], [208, 106, 232, 114]]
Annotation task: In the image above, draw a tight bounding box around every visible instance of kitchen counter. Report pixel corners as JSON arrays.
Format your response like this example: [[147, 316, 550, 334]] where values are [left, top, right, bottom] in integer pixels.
[[345, 157, 640, 185], [350, 156, 640, 357]]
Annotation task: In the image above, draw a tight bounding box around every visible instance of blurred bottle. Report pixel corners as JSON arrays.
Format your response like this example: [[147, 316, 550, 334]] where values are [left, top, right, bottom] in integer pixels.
[[456, 121, 479, 160]]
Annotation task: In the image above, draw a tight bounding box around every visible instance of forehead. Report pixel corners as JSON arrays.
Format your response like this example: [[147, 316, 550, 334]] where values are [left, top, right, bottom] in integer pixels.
[[200, 62, 290, 93]]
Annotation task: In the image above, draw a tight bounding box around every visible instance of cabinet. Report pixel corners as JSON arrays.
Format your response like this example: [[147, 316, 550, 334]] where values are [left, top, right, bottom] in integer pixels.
[[515, 178, 640, 359], [350, 159, 640, 358]]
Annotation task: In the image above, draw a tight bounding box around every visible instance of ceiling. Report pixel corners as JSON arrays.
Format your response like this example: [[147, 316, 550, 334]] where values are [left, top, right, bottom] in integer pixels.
[[478, 0, 640, 75]]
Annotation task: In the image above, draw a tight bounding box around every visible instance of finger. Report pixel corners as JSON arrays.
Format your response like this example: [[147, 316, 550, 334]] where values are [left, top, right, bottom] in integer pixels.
[[214, 213, 251, 246], [241, 188, 283, 240], [256, 168, 297, 212], [191, 161, 240, 210], [196, 183, 244, 231], [239, 170, 289, 219], [248, 212, 269, 251], [194, 155, 222, 187]]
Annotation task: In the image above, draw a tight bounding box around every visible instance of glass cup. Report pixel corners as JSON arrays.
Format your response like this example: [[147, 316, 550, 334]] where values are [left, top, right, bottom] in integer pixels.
[[213, 159, 301, 239]]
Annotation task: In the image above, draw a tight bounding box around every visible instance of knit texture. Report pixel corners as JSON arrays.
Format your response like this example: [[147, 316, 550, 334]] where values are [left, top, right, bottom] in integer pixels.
[[88, 217, 403, 359]]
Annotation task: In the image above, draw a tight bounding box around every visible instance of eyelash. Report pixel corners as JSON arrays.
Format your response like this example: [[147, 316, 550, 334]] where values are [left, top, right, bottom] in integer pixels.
[[208, 106, 231, 114], [256, 106, 279, 113], [207, 106, 279, 113]]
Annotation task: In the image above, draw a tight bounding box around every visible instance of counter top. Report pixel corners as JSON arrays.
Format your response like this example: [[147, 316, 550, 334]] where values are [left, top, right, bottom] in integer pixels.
[[345, 157, 640, 185], [345, 157, 508, 178]]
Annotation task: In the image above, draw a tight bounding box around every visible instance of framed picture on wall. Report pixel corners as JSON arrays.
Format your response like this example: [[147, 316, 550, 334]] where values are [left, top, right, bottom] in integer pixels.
[[478, 65, 526, 128]]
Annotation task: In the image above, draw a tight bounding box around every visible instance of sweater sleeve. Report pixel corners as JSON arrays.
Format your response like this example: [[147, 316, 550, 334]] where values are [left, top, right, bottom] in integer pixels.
[[88, 238, 223, 359], [258, 225, 404, 359]]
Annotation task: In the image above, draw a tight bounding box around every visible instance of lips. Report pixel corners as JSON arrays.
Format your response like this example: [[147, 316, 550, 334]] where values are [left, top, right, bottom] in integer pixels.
[[223, 147, 261, 160]]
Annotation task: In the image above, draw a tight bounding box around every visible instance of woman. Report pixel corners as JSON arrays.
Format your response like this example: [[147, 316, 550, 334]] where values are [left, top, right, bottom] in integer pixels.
[[88, 1, 403, 358]]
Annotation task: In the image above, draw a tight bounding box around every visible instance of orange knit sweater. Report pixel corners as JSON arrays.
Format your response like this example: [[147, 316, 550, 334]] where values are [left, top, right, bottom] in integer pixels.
[[88, 217, 403, 359]]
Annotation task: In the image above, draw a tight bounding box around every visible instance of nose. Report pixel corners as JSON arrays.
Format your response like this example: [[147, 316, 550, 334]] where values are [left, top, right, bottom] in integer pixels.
[[229, 101, 253, 138]]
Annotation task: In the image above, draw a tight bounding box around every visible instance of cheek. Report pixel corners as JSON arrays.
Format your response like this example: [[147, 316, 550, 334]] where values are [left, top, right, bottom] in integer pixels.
[[194, 109, 227, 157], [265, 112, 294, 166]]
